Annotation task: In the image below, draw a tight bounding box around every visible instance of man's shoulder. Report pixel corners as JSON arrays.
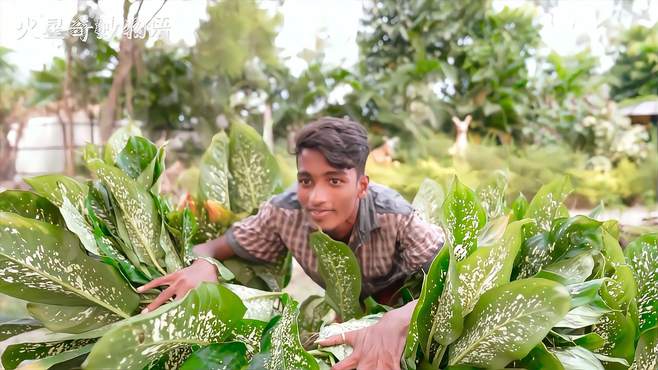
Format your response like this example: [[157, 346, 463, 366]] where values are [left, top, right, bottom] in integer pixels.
[[269, 185, 302, 210], [368, 183, 413, 215]]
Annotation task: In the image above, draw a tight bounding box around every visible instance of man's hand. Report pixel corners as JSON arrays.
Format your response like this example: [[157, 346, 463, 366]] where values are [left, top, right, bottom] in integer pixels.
[[136, 258, 218, 313], [316, 301, 417, 370]]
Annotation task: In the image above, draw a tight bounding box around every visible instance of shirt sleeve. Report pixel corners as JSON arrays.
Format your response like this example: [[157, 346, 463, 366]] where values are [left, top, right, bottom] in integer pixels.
[[225, 201, 286, 263], [398, 211, 446, 274]]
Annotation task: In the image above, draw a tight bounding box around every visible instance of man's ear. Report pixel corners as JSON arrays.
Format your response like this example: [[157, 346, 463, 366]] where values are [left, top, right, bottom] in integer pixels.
[[357, 175, 369, 199]]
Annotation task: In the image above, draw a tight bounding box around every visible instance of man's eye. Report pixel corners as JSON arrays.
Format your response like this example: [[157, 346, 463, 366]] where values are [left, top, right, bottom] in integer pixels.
[[329, 178, 342, 185], [298, 179, 312, 186]]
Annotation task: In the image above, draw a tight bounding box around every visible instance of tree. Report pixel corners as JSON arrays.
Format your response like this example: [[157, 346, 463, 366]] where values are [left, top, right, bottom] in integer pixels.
[[608, 23, 658, 101]]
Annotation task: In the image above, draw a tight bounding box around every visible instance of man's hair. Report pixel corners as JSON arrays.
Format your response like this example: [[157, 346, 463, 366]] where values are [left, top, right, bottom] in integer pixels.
[[294, 117, 370, 175]]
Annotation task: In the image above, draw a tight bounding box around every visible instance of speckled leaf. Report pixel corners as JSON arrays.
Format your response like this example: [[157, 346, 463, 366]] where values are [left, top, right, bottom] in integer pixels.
[[625, 233, 658, 334], [83, 283, 245, 370], [403, 246, 449, 368], [412, 178, 444, 226], [0, 318, 42, 341], [224, 252, 293, 292], [441, 178, 486, 261], [524, 176, 572, 232], [103, 123, 142, 164], [180, 342, 248, 370], [1, 325, 108, 370], [430, 241, 463, 351], [88, 159, 166, 274], [158, 221, 184, 274], [0, 212, 139, 316], [225, 283, 283, 322], [24, 174, 87, 209], [555, 304, 611, 329], [309, 231, 362, 321], [228, 121, 282, 214], [477, 215, 509, 247], [199, 131, 231, 208], [26, 303, 122, 334], [476, 172, 507, 219], [255, 295, 319, 370], [115, 136, 157, 180], [448, 278, 571, 368], [7, 343, 93, 370], [592, 311, 636, 366], [457, 219, 531, 314], [59, 194, 99, 255], [550, 346, 605, 370], [228, 319, 268, 358], [0, 190, 64, 227], [632, 327, 658, 370]]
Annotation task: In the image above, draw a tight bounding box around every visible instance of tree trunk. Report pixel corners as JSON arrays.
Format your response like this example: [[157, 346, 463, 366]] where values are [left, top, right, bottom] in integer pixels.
[[263, 103, 274, 152], [61, 43, 76, 176]]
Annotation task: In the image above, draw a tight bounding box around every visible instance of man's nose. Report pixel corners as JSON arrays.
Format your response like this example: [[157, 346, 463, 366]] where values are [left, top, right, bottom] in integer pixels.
[[309, 186, 329, 206]]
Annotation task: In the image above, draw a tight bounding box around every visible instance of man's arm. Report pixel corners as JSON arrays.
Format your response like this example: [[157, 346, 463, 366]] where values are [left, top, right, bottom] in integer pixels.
[[192, 234, 236, 261]]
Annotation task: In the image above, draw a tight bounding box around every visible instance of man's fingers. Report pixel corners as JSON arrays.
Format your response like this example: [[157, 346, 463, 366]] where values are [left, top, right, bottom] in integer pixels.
[[143, 285, 176, 313], [136, 274, 173, 293], [315, 330, 355, 347], [331, 352, 359, 370]]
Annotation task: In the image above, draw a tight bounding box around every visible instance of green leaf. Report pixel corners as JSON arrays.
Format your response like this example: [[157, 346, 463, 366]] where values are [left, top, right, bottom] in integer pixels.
[[441, 178, 487, 261], [448, 278, 571, 368], [430, 242, 463, 352], [103, 123, 142, 165], [476, 172, 508, 219], [115, 136, 158, 180], [0, 212, 139, 316], [457, 219, 532, 314], [317, 314, 383, 362], [199, 131, 231, 208], [510, 193, 528, 221], [309, 231, 362, 320], [554, 304, 611, 329], [632, 327, 658, 370], [566, 279, 607, 308], [228, 121, 282, 214], [592, 311, 636, 364], [224, 252, 293, 292], [255, 295, 319, 370], [0, 318, 42, 341], [625, 233, 658, 334], [0, 190, 64, 227], [550, 346, 604, 370], [404, 247, 450, 368], [1, 325, 108, 370], [88, 159, 166, 274], [228, 319, 268, 359], [412, 178, 444, 226], [26, 303, 122, 334], [24, 174, 87, 209], [477, 215, 509, 247], [84, 283, 246, 370], [518, 343, 565, 370], [524, 176, 572, 232], [8, 343, 93, 370], [59, 193, 99, 255], [180, 342, 248, 370]]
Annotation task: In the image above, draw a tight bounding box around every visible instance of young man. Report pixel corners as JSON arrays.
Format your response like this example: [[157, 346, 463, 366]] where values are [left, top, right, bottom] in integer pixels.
[[138, 117, 445, 370]]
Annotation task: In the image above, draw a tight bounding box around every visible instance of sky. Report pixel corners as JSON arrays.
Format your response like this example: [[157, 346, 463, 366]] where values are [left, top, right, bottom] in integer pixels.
[[0, 0, 657, 80]]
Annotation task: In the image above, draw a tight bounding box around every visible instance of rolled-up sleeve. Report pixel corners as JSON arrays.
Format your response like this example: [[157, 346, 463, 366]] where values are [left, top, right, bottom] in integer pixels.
[[398, 211, 445, 273], [225, 201, 285, 263]]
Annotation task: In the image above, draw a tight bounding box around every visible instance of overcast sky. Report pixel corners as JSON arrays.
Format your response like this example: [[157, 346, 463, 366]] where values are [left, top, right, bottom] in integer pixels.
[[1, 0, 657, 80]]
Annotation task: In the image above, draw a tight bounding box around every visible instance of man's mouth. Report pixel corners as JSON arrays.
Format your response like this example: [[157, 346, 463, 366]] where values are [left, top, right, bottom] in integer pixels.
[[309, 209, 333, 219]]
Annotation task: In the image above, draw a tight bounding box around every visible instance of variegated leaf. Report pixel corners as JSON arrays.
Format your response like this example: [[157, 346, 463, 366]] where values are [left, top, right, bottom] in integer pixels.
[[550, 346, 604, 370], [7, 343, 92, 370], [103, 123, 142, 165], [0, 212, 139, 317], [441, 178, 486, 261], [448, 278, 570, 368], [317, 314, 383, 361], [26, 303, 122, 334], [523, 176, 572, 232], [88, 159, 166, 274], [199, 131, 231, 208], [180, 342, 248, 370], [1, 325, 109, 370], [429, 241, 463, 349], [592, 311, 636, 364], [535, 251, 595, 285], [457, 219, 531, 315], [228, 121, 282, 214], [256, 296, 319, 370], [0, 318, 42, 341], [403, 246, 449, 368], [115, 135, 157, 180], [476, 171, 508, 219], [59, 193, 99, 255], [625, 233, 658, 334], [309, 231, 362, 321], [83, 283, 245, 370], [411, 178, 444, 226], [0, 190, 64, 227], [24, 174, 87, 209], [229, 319, 268, 358], [632, 327, 658, 370], [518, 342, 564, 370]]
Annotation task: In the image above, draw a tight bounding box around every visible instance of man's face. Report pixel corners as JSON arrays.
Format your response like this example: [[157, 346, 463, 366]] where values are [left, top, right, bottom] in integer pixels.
[[296, 148, 368, 233]]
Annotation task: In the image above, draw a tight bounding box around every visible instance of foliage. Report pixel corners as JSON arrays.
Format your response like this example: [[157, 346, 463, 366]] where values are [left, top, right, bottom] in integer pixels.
[[609, 23, 658, 101]]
